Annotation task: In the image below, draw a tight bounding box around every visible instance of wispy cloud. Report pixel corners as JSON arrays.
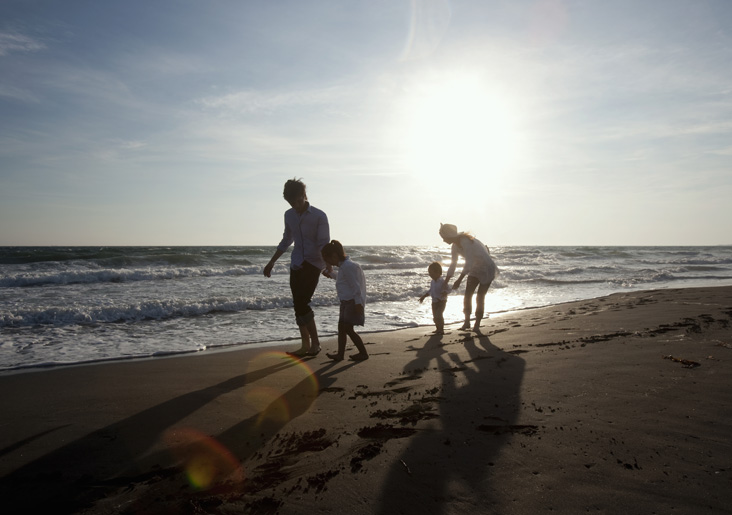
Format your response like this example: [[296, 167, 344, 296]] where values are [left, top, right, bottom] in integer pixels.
[[0, 83, 39, 103], [197, 85, 350, 114], [0, 31, 45, 56], [1, 1, 730, 245]]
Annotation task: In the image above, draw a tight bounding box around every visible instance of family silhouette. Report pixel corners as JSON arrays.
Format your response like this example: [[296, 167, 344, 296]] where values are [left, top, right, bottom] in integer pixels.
[[264, 178, 500, 357]]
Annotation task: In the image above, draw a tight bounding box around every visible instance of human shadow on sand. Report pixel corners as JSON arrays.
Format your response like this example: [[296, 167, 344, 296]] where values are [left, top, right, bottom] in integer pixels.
[[376, 329, 526, 514], [111, 358, 360, 512], [0, 356, 320, 513]]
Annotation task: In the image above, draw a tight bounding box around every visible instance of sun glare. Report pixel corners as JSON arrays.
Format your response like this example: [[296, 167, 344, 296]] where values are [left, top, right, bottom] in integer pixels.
[[399, 74, 521, 185]]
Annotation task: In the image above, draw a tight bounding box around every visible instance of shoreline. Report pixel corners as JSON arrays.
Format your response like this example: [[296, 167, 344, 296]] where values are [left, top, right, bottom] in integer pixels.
[[4, 245, 732, 376], [5, 283, 727, 376], [1, 285, 731, 513]]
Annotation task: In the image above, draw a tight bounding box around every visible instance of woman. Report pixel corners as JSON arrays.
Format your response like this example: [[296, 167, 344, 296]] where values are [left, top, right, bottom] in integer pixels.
[[440, 223, 498, 331]]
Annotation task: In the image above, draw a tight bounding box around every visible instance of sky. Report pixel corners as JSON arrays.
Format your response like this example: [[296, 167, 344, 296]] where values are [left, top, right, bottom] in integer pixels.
[[1, 0, 731, 246]]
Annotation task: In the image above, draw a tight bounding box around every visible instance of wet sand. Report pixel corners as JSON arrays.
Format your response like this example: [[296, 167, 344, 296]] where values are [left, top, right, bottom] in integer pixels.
[[1, 286, 731, 514]]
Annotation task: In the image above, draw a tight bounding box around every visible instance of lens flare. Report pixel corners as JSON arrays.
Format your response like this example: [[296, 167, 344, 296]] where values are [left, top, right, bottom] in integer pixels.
[[245, 351, 319, 393], [245, 386, 292, 426], [163, 427, 243, 490], [243, 351, 320, 429], [162, 352, 321, 490]]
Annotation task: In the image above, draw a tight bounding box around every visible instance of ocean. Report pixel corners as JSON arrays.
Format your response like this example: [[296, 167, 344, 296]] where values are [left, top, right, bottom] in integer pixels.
[[1, 245, 731, 373]]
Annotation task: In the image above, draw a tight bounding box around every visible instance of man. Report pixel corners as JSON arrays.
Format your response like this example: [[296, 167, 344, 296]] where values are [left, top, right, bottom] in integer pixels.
[[263, 178, 330, 357]]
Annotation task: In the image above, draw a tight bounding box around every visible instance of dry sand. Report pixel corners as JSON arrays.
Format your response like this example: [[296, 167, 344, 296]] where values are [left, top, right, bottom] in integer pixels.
[[1, 286, 731, 514]]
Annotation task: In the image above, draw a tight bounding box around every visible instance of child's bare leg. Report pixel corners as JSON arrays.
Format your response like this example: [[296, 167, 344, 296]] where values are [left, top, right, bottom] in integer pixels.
[[347, 327, 368, 360], [433, 301, 445, 333], [327, 323, 348, 361]]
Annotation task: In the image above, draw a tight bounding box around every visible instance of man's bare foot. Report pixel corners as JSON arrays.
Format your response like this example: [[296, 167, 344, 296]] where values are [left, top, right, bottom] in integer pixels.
[[287, 348, 309, 358]]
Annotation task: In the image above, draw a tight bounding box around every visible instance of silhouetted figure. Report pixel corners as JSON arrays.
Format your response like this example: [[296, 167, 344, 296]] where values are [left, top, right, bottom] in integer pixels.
[[263, 178, 330, 356], [440, 223, 498, 331], [419, 261, 450, 334], [321, 240, 368, 362]]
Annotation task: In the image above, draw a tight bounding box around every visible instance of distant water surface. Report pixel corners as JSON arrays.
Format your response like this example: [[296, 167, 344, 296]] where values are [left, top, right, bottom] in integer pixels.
[[1, 245, 731, 372]]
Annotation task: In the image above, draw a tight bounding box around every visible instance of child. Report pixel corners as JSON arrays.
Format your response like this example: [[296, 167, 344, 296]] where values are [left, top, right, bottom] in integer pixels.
[[419, 261, 449, 334], [321, 240, 369, 361]]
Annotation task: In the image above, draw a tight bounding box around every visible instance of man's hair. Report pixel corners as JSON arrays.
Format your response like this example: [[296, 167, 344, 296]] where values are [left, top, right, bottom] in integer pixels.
[[283, 178, 306, 202], [428, 261, 442, 276]]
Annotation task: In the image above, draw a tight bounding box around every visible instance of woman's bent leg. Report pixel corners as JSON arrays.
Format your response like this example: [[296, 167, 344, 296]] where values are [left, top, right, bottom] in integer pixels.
[[463, 276, 479, 329], [474, 280, 491, 330]]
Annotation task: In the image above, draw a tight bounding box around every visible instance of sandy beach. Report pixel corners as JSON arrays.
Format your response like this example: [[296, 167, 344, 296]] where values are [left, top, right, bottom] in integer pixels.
[[1, 286, 731, 514]]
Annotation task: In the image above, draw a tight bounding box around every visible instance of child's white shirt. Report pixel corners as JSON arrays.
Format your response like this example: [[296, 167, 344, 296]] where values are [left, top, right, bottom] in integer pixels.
[[335, 257, 366, 305], [430, 277, 449, 302]]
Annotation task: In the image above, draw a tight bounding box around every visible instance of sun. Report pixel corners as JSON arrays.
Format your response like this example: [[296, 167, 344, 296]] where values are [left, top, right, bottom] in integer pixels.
[[398, 73, 521, 184]]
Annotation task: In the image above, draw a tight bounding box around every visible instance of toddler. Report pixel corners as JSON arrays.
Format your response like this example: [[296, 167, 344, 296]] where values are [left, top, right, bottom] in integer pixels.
[[419, 261, 449, 334]]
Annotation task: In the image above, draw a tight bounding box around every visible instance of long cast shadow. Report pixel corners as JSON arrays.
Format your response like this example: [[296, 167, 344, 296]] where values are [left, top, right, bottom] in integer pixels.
[[0, 357, 306, 513], [101, 358, 361, 512], [377, 330, 525, 513]]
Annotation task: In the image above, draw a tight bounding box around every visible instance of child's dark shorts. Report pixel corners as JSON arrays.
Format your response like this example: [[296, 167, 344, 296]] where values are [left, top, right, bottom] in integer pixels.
[[339, 299, 365, 326]]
